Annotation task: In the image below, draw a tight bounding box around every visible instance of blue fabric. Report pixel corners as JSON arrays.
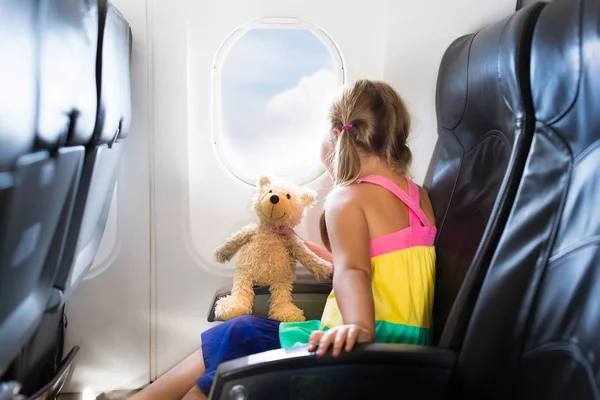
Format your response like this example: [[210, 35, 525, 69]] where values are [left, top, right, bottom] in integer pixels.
[[197, 315, 281, 396]]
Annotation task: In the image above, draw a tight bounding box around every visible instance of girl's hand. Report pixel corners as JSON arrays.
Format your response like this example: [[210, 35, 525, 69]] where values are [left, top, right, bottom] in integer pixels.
[[308, 325, 374, 357]]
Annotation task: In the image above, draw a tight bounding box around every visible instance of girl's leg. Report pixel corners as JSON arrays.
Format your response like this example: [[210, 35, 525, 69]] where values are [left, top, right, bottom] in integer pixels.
[[132, 315, 281, 399], [130, 348, 205, 400], [182, 385, 208, 400]]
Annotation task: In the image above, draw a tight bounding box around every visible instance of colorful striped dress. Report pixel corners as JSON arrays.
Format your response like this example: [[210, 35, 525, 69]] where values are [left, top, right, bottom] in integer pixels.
[[279, 174, 437, 347]]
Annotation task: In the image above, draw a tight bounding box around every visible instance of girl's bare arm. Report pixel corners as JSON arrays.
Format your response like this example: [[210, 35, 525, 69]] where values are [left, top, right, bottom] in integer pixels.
[[301, 239, 334, 264], [324, 186, 375, 337], [277, 229, 334, 264]]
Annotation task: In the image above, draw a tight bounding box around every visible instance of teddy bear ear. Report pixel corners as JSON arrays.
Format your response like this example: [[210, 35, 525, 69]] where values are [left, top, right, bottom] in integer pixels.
[[257, 175, 271, 188], [300, 188, 318, 207]]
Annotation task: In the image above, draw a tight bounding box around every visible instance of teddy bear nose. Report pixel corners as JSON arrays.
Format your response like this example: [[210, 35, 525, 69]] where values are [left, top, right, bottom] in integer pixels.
[[270, 195, 280, 204]]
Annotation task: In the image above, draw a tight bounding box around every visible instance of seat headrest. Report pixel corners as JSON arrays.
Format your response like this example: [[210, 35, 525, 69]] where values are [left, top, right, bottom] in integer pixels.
[[531, 0, 600, 157], [437, 8, 539, 150], [36, 0, 99, 148], [0, 1, 38, 171], [436, 34, 471, 132]]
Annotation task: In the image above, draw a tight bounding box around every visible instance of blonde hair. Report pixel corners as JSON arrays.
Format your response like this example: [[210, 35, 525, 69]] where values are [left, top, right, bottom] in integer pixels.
[[328, 79, 412, 186], [320, 80, 412, 248]]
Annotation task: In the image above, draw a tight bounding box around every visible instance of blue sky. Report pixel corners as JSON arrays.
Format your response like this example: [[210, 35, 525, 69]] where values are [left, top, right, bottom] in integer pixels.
[[222, 29, 334, 98], [219, 28, 341, 178]]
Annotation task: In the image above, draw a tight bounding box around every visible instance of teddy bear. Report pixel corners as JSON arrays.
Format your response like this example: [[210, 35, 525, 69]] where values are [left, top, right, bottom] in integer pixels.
[[214, 175, 333, 322]]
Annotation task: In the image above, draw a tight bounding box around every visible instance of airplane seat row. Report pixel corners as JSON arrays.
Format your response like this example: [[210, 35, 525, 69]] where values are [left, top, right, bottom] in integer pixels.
[[0, 0, 93, 386], [55, 0, 132, 304], [0, 0, 132, 398], [208, 0, 600, 398], [457, 0, 600, 396]]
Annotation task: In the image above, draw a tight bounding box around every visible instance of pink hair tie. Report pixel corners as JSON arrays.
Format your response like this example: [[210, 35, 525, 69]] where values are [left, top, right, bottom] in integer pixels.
[[341, 125, 352, 131]]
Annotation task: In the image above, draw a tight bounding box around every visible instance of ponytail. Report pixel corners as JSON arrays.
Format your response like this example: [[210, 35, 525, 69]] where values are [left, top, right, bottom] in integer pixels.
[[333, 126, 361, 186]]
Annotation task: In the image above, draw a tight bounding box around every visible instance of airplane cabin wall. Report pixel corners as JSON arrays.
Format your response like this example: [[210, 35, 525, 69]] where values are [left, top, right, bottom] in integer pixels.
[[150, 0, 389, 380], [62, 0, 522, 394]]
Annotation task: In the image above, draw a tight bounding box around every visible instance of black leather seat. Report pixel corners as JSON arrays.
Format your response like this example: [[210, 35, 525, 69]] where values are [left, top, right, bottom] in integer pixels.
[[425, 1, 543, 347], [0, 0, 92, 378], [455, 0, 600, 397], [37, 0, 100, 312], [11, 0, 131, 396], [0, 0, 131, 397], [54, 0, 132, 302], [0, 1, 40, 376], [207, 3, 546, 399]]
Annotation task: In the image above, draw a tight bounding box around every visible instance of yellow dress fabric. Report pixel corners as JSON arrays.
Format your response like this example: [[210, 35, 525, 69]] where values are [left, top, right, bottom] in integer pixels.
[[319, 245, 436, 345]]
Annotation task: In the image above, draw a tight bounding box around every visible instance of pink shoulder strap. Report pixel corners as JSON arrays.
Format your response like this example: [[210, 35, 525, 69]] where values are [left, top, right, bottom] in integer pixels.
[[354, 175, 433, 228]]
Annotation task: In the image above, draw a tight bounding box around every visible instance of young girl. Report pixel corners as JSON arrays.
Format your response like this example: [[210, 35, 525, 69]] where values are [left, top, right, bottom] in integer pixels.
[[132, 79, 437, 400]]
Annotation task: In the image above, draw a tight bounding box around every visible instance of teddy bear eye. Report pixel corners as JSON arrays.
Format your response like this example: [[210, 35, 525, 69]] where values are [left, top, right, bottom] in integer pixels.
[[268, 190, 272, 193], [286, 194, 291, 199]]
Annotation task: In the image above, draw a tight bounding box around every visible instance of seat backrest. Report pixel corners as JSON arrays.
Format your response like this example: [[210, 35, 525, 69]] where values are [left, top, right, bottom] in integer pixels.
[[0, 0, 57, 376], [456, 0, 600, 398], [0, 0, 97, 377], [36, 0, 98, 149], [424, 2, 544, 347], [53, 0, 132, 300]]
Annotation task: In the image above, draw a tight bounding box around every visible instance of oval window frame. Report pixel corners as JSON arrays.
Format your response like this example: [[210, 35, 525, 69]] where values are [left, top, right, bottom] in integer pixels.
[[211, 18, 346, 186]]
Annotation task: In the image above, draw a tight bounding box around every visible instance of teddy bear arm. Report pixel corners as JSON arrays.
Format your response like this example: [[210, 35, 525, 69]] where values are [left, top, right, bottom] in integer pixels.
[[215, 225, 257, 263]]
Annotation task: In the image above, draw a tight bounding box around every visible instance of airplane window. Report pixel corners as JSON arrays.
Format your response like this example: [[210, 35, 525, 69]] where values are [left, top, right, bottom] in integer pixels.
[[214, 24, 344, 185]]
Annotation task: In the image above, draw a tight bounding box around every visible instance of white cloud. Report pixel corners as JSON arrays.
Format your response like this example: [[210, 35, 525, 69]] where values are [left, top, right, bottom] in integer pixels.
[[259, 69, 342, 176], [265, 69, 341, 125], [222, 69, 342, 178]]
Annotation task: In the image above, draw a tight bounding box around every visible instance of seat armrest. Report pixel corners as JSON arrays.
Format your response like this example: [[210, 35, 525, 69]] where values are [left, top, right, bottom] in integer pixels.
[[207, 280, 332, 322], [210, 344, 456, 399]]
